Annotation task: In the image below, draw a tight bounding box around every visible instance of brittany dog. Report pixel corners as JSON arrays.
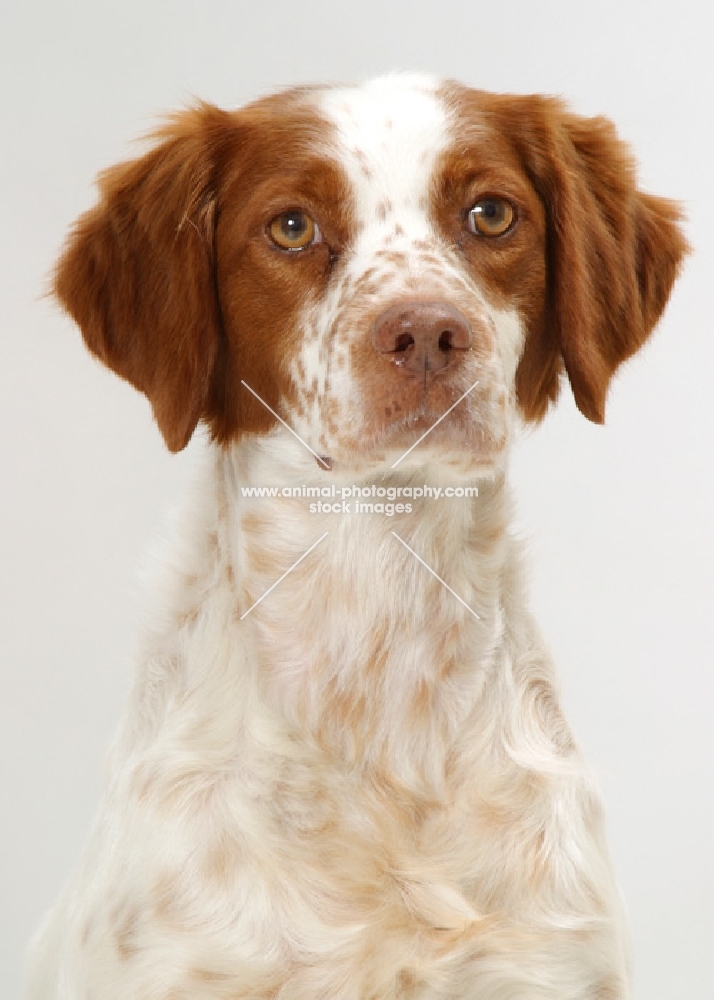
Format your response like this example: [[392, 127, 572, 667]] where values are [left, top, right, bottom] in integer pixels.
[[27, 74, 686, 1000]]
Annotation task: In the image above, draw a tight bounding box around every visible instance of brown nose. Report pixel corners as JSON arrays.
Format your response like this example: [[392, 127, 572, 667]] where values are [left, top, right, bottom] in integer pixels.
[[372, 301, 471, 374]]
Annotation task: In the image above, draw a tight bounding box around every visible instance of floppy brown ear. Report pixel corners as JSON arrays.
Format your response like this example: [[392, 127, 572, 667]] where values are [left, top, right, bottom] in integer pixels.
[[509, 99, 689, 423], [54, 104, 232, 451]]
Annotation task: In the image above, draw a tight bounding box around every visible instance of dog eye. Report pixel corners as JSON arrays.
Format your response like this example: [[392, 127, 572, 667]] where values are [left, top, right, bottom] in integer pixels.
[[467, 198, 516, 237], [268, 210, 321, 250]]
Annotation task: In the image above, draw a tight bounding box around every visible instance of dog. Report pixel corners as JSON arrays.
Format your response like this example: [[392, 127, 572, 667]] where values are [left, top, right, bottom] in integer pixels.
[[27, 73, 687, 999]]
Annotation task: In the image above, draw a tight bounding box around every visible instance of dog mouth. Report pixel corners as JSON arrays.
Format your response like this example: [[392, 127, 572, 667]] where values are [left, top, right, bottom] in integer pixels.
[[316, 380, 507, 471], [369, 378, 482, 443]]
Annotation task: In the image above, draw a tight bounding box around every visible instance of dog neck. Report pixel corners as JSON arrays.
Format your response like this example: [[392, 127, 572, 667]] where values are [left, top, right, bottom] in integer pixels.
[[219, 433, 511, 784], [133, 431, 517, 797]]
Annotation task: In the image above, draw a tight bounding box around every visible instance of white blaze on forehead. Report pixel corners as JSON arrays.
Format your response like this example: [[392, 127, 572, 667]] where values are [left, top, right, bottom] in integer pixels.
[[317, 74, 450, 234]]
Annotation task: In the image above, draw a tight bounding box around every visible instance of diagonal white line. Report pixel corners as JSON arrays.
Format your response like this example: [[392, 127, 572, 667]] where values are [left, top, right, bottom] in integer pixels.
[[240, 531, 330, 620], [390, 380, 480, 469], [391, 531, 480, 619], [240, 380, 331, 469]]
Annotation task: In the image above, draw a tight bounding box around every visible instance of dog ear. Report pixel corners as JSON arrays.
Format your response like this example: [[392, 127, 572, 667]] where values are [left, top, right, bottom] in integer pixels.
[[54, 104, 232, 451], [508, 98, 689, 423]]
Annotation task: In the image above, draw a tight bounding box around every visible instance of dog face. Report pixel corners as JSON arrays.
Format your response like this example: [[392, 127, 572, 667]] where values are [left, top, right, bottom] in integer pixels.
[[54, 74, 686, 463]]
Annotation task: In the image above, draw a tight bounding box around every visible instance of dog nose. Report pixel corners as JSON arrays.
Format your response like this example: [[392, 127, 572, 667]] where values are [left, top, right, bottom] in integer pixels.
[[372, 301, 471, 374]]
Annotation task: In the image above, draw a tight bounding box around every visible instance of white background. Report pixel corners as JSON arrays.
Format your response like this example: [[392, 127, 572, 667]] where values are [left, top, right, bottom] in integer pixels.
[[1, 1, 712, 997]]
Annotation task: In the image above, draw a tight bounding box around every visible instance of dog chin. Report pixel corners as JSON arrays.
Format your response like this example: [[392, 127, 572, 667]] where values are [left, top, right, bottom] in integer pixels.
[[325, 417, 508, 477]]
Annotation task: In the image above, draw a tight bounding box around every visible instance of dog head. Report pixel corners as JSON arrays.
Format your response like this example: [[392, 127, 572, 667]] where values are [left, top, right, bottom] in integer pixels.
[[54, 74, 687, 467]]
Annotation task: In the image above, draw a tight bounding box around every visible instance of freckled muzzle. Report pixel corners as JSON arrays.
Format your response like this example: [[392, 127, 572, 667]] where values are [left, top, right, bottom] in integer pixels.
[[372, 301, 472, 375]]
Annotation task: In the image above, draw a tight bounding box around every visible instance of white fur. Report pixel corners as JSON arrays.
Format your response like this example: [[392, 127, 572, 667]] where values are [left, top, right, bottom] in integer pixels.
[[286, 76, 518, 473], [27, 75, 631, 1000]]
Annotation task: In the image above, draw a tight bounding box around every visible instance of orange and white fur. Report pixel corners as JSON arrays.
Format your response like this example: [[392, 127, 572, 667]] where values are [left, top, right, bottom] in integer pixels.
[[27, 74, 686, 999]]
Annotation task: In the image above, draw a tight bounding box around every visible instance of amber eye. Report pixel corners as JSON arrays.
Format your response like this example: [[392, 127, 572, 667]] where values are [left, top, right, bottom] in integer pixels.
[[268, 210, 320, 250], [467, 197, 516, 237]]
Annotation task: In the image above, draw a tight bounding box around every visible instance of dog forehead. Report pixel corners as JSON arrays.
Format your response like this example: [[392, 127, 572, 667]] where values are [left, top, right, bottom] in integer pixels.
[[316, 74, 452, 225]]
